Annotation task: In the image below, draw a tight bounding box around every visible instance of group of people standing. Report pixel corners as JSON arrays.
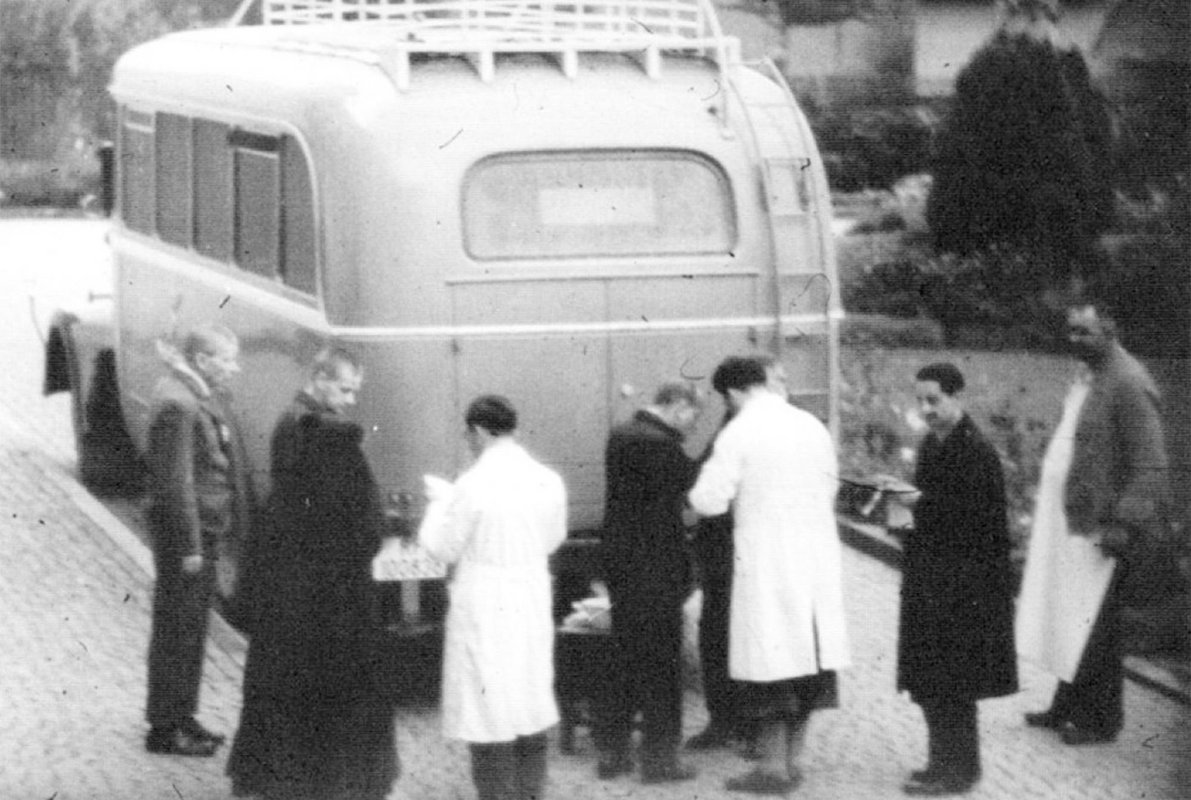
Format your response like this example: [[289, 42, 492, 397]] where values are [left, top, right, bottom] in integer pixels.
[[598, 356, 850, 795], [142, 332, 399, 799], [138, 291, 1170, 800]]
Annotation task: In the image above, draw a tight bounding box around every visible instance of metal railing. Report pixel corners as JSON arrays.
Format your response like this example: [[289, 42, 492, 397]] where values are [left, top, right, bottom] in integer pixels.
[[229, 0, 741, 109], [237, 0, 710, 38]]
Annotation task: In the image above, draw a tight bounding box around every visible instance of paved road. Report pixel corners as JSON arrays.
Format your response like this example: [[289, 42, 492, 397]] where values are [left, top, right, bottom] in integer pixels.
[[1, 218, 1188, 799]]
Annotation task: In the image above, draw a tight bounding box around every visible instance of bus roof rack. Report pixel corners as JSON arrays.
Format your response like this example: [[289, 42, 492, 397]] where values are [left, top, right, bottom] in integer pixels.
[[228, 0, 741, 88]]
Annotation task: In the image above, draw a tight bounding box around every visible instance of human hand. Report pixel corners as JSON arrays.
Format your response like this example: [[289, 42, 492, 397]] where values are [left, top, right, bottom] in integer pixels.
[[1094, 525, 1131, 559], [181, 554, 204, 574], [423, 474, 453, 503], [873, 474, 921, 507]]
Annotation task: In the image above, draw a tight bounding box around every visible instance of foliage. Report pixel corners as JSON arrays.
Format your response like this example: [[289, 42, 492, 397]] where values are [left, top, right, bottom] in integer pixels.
[[926, 31, 1115, 277], [775, 0, 863, 26], [1091, 179, 1191, 358], [1, 0, 238, 164], [839, 344, 1078, 567], [0, 149, 100, 209], [811, 105, 938, 192], [0, 1, 73, 75], [847, 173, 933, 235], [841, 233, 1067, 349]]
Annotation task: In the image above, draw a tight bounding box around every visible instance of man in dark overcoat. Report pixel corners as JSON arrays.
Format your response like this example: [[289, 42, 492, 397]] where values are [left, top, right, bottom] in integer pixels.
[[145, 324, 252, 756], [598, 382, 701, 784], [897, 363, 1018, 796], [227, 348, 398, 800]]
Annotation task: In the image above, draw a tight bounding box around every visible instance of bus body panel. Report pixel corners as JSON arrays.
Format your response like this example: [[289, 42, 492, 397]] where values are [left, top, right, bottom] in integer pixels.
[[105, 21, 839, 539]]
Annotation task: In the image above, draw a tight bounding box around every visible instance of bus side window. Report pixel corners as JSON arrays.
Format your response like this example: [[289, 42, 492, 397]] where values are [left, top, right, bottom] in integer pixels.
[[156, 112, 192, 248], [120, 108, 155, 234], [195, 119, 233, 262], [231, 131, 282, 280], [281, 138, 317, 295]]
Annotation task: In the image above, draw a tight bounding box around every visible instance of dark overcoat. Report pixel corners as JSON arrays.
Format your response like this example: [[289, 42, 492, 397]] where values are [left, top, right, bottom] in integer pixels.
[[897, 414, 1018, 703], [602, 410, 698, 605], [227, 392, 397, 800]]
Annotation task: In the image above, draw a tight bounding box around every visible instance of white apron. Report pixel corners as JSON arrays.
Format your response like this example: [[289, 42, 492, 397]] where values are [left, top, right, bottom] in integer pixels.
[[420, 439, 566, 742], [1015, 375, 1116, 681]]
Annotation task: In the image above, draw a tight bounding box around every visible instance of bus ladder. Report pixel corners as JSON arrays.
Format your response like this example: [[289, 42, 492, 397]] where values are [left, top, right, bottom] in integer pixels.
[[728, 57, 840, 430]]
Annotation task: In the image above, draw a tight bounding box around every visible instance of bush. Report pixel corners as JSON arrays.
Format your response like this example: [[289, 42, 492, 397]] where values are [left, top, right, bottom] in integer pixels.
[[1, 0, 239, 170], [811, 105, 939, 192], [848, 174, 933, 235], [926, 31, 1115, 277], [0, 149, 100, 208], [1092, 179, 1191, 358], [841, 239, 1068, 349]]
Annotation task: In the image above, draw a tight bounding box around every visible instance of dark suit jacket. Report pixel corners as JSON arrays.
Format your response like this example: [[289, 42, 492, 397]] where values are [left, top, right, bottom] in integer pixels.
[[1066, 343, 1170, 543], [602, 410, 698, 606], [146, 367, 251, 562]]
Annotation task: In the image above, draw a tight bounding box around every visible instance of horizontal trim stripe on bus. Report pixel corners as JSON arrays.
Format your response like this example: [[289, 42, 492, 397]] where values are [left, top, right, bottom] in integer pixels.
[[110, 236, 843, 338], [330, 313, 841, 340]]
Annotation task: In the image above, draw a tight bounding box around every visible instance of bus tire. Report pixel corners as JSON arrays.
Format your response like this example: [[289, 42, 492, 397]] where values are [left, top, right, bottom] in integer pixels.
[[75, 349, 145, 498]]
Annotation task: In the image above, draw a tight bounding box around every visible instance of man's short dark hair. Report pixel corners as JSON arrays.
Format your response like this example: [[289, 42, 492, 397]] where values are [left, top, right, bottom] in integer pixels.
[[915, 362, 965, 395], [311, 346, 361, 380], [182, 323, 237, 361], [711, 356, 768, 396], [653, 382, 699, 407], [465, 395, 518, 435]]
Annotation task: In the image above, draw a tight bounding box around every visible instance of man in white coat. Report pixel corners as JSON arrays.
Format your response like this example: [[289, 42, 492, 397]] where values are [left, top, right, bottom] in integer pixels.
[[689, 356, 851, 795], [420, 395, 567, 800]]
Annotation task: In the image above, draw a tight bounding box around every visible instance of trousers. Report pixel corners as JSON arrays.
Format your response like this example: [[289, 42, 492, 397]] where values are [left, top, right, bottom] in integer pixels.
[[599, 596, 684, 770], [146, 553, 214, 728], [469, 733, 548, 800], [919, 696, 980, 781], [1049, 575, 1124, 736]]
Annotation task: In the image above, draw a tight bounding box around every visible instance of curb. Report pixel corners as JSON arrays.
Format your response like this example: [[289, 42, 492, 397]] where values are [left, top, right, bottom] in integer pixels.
[[838, 517, 1191, 708]]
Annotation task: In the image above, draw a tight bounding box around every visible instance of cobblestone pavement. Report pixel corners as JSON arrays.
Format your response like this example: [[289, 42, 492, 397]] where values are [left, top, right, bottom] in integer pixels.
[[2, 218, 1189, 800]]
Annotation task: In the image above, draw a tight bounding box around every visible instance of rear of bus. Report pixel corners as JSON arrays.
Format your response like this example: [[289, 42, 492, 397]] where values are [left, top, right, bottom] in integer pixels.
[[105, 0, 839, 649]]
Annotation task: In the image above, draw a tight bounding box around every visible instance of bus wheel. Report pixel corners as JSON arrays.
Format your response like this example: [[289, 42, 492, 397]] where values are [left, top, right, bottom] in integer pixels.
[[75, 350, 145, 497]]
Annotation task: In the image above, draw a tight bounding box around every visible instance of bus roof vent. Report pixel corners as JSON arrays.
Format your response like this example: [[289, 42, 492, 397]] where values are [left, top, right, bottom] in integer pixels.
[[230, 0, 741, 88]]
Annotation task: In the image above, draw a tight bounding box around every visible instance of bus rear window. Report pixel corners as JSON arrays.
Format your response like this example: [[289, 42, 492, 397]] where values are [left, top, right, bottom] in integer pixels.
[[463, 152, 735, 260]]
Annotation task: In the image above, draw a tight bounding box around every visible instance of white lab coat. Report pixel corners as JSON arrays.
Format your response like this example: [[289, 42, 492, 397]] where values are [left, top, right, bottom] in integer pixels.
[[420, 438, 567, 742], [689, 392, 851, 682]]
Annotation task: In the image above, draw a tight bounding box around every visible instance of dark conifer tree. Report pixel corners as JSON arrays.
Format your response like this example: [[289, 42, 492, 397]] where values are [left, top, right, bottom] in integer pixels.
[[926, 5, 1115, 278]]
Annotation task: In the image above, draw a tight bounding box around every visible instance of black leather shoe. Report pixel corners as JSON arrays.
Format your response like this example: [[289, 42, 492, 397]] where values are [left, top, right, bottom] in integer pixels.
[[182, 718, 226, 745], [909, 766, 939, 782], [641, 761, 696, 784], [146, 728, 218, 757], [686, 725, 735, 750], [725, 770, 799, 795], [596, 753, 633, 780], [1059, 722, 1116, 746], [1024, 710, 1063, 729], [902, 775, 975, 796]]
